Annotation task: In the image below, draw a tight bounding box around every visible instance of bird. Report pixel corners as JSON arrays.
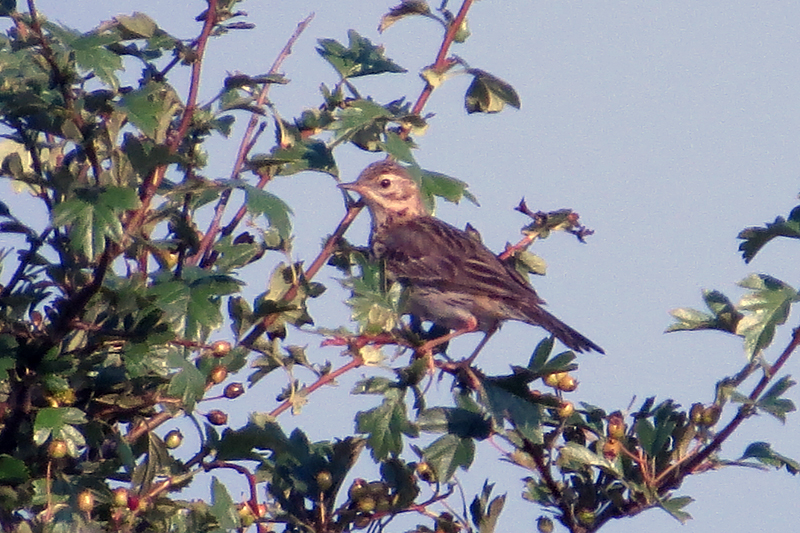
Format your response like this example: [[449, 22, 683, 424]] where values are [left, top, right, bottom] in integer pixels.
[[339, 159, 603, 359]]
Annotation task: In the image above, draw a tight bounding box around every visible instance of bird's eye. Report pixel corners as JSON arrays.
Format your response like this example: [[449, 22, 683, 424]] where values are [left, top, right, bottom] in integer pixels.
[[379, 178, 391, 189]]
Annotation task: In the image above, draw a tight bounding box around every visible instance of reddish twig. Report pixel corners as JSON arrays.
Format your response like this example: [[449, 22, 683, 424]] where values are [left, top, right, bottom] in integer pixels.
[[409, 0, 475, 117], [124, 411, 176, 444], [240, 202, 364, 347], [204, 460, 260, 514], [662, 326, 800, 487], [269, 353, 363, 418], [190, 13, 315, 267], [128, 0, 219, 232]]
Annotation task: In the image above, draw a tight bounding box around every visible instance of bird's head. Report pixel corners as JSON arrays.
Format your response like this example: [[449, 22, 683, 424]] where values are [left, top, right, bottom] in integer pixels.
[[339, 160, 427, 223]]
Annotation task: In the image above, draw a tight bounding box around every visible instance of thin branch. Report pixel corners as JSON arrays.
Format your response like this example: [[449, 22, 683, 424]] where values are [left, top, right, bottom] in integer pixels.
[[240, 202, 364, 348], [408, 0, 475, 118], [124, 410, 176, 444], [0, 227, 50, 298], [658, 325, 800, 490], [269, 353, 363, 418], [520, 438, 578, 532], [128, 0, 220, 230], [25, 0, 102, 180], [204, 460, 260, 513], [190, 13, 315, 268]]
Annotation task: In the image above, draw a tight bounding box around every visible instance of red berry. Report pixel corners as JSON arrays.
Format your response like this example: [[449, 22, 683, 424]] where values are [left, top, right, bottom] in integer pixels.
[[206, 409, 228, 425], [210, 340, 231, 357], [224, 382, 244, 399]]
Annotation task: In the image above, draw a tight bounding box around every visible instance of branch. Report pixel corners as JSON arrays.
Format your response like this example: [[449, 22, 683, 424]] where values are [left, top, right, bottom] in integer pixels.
[[190, 13, 315, 268], [240, 202, 363, 348], [0, 227, 50, 298], [128, 0, 220, 231], [408, 0, 475, 118], [204, 460, 260, 515], [269, 352, 363, 418], [124, 410, 176, 444], [658, 325, 800, 490], [520, 438, 579, 532], [25, 0, 103, 181]]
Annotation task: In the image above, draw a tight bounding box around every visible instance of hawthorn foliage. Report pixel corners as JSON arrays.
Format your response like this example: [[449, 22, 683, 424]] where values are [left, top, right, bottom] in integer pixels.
[[0, 1, 797, 533]]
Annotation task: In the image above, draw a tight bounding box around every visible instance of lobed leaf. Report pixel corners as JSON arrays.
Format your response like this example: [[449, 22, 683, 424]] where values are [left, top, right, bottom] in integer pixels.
[[355, 389, 418, 461], [740, 441, 800, 474], [316, 30, 406, 78], [379, 1, 432, 33], [737, 205, 800, 263], [736, 274, 798, 359], [422, 433, 475, 482]]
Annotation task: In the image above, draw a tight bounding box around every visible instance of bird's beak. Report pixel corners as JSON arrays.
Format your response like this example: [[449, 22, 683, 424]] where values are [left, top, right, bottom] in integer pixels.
[[338, 181, 363, 194]]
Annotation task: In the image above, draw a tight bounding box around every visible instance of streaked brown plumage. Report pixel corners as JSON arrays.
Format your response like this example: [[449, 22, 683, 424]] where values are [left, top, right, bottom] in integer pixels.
[[339, 159, 603, 355]]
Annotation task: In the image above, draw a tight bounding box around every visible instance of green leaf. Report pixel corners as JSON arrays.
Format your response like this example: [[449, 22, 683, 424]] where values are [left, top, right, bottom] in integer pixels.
[[217, 414, 290, 461], [381, 130, 415, 163], [556, 442, 621, 477], [667, 290, 742, 334], [342, 256, 403, 334], [417, 407, 491, 439], [72, 36, 123, 90], [756, 376, 797, 422], [736, 274, 798, 359], [212, 235, 265, 272], [228, 295, 254, 339], [0, 455, 29, 483], [634, 418, 656, 455], [238, 184, 293, 240], [269, 133, 337, 177], [511, 249, 547, 277], [740, 441, 800, 474], [119, 82, 180, 142], [352, 376, 395, 395], [42, 22, 123, 89], [415, 167, 478, 212], [33, 407, 87, 446], [380, 457, 419, 508], [659, 495, 694, 524], [149, 269, 242, 340], [166, 350, 206, 411], [355, 390, 418, 461], [253, 263, 317, 335], [422, 433, 475, 482], [465, 69, 520, 114], [51, 186, 140, 261], [476, 493, 505, 533], [329, 99, 392, 144], [738, 205, 800, 263], [379, 1, 432, 33], [115, 12, 158, 39], [316, 30, 406, 78], [210, 477, 240, 529], [480, 378, 543, 443], [527, 337, 555, 372]]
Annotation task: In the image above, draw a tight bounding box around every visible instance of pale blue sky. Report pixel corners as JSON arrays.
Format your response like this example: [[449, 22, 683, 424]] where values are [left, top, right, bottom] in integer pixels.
[[8, 1, 800, 531]]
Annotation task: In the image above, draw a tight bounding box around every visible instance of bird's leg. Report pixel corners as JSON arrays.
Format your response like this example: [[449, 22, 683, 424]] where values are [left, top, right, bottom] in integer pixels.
[[464, 328, 496, 365], [415, 317, 479, 357]]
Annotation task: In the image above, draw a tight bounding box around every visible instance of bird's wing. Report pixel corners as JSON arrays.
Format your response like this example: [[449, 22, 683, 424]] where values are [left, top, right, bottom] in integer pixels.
[[378, 217, 545, 305]]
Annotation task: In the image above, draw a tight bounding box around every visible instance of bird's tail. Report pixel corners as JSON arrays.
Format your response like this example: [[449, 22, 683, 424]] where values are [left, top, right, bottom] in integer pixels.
[[525, 307, 604, 354]]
